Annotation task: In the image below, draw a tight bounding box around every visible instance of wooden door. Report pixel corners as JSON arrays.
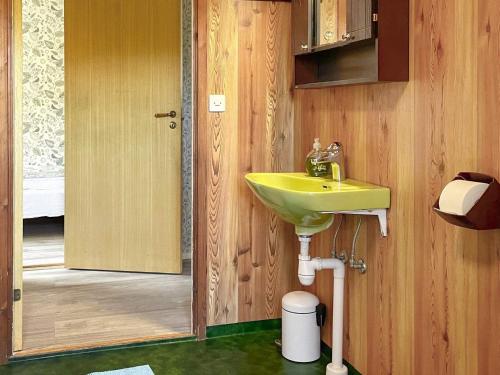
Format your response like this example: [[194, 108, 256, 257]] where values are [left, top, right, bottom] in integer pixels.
[[65, 0, 182, 274]]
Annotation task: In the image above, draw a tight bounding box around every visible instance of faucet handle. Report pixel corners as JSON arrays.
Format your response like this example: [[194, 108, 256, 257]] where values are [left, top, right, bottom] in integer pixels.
[[327, 142, 343, 152]]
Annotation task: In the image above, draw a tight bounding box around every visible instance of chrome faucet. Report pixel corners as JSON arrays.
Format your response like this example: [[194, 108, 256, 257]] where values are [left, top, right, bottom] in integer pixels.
[[312, 142, 346, 181]]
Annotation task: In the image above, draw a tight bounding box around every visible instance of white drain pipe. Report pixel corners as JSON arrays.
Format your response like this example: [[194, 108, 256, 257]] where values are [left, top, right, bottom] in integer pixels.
[[297, 236, 348, 375]]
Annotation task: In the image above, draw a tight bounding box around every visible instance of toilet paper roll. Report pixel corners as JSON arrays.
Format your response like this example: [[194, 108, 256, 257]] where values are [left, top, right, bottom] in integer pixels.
[[438, 180, 489, 216]]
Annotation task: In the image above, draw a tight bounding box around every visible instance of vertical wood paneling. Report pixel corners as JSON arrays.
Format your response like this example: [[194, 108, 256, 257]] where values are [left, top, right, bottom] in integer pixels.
[[476, 1, 500, 374], [200, 0, 294, 326], [236, 0, 257, 323], [448, 2, 479, 374], [413, 0, 451, 373], [237, 1, 294, 322], [194, 0, 209, 338], [205, 0, 240, 324], [294, 0, 500, 374], [392, 75, 415, 375]]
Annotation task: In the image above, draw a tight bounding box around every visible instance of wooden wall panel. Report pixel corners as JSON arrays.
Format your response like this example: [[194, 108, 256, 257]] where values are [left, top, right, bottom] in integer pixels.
[[198, 0, 295, 326], [476, 2, 500, 374], [294, 0, 500, 374], [236, 2, 295, 322]]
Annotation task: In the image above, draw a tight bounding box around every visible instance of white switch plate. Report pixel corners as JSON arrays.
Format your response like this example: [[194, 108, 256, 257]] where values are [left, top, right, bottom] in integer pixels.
[[209, 94, 226, 112]]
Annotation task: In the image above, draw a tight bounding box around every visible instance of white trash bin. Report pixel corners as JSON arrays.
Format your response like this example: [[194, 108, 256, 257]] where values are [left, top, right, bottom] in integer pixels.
[[281, 291, 325, 363]]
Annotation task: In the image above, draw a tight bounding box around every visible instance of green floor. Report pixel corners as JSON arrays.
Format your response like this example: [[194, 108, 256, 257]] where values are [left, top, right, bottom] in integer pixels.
[[0, 331, 330, 375]]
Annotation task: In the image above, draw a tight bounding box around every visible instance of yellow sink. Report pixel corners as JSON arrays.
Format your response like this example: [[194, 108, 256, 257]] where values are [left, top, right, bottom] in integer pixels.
[[245, 173, 390, 235]]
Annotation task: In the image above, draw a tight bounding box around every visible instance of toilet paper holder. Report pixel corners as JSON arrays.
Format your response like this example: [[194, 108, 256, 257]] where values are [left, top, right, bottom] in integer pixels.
[[433, 172, 500, 230]]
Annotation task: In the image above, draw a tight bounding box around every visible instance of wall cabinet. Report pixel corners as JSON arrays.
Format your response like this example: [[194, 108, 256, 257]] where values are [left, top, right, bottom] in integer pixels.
[[292, 0, 409, 88]]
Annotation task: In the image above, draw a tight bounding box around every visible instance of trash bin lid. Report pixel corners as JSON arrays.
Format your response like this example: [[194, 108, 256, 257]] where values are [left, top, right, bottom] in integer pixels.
[[282, 291, 319, 314]]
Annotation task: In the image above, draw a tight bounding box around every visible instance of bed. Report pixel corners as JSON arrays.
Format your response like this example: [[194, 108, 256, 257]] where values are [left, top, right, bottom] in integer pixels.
[[23, 176, 65, 219]]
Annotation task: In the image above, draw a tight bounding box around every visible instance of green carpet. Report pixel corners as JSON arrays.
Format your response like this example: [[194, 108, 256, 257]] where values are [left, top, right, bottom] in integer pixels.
[[0, 330, 330, 375]]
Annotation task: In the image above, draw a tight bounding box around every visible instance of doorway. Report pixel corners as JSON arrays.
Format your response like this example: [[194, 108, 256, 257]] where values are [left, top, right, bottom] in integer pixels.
[[12, 0, 193, 354]]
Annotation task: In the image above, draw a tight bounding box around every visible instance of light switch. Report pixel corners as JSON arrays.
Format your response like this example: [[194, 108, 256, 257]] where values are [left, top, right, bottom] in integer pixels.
[[209, 94, 226, 112]]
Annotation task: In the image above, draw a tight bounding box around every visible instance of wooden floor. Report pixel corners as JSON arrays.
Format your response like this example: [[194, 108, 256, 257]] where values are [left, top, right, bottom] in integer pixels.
[[22, 223, 192, 351], [23, 221, 64, 267]]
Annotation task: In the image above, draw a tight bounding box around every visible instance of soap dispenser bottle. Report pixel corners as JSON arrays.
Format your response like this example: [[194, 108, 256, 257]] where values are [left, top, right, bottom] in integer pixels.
[[306, 138, 329, 177]]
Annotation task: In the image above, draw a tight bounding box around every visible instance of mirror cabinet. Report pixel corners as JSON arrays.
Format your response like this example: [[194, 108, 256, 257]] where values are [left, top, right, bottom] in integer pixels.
[[294, 0, 373, 54], [293, 0, 408, 88]]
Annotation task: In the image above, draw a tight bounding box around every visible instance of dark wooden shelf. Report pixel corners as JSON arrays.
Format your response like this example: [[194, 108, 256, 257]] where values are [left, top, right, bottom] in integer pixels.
[[295, 77, 377, 89]]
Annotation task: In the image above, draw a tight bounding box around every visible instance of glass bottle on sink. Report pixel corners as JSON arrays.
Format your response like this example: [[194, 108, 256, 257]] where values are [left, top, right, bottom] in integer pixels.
[[306, 138, 330, 177]]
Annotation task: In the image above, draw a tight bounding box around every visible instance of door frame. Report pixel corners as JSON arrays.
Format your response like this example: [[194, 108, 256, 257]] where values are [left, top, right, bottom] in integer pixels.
[[0, 0, 206, 363]]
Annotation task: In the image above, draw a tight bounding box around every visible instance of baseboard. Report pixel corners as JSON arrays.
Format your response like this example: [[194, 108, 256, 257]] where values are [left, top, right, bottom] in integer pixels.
[[206, 318, 281, 338], [10, 334, 196, 364]]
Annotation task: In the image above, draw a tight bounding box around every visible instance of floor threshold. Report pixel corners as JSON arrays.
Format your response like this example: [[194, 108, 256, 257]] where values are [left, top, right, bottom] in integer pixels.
[[11, 332, 195, 362]]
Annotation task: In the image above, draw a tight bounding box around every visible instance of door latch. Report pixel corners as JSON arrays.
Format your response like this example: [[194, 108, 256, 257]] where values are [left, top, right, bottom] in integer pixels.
[[13, 289, 21, 302]]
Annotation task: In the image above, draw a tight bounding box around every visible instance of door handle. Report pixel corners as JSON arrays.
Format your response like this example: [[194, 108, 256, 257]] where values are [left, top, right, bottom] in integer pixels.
[[155, 110, 177, 118]]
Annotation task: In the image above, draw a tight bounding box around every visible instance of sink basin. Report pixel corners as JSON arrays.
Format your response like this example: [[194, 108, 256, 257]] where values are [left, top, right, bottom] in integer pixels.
[[245, 173, 390, 235]]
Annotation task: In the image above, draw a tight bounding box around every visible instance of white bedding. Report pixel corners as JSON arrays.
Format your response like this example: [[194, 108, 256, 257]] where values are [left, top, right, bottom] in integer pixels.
[[23, 177, 65, 219]]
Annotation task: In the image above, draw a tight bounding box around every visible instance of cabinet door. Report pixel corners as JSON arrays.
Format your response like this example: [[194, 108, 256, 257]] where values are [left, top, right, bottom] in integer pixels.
[[292, 0, 313, 54], [345, 0, 373, 43]]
